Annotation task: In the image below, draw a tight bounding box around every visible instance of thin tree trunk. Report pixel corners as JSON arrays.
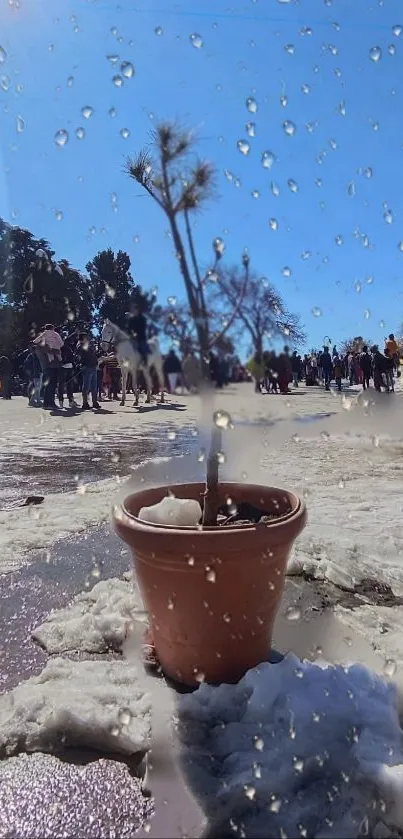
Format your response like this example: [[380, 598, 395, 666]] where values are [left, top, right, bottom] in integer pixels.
[[202, 426, 222, 526]]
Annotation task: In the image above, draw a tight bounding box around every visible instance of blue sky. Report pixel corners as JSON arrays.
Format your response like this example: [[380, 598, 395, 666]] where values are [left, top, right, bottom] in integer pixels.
[[1, 0, 402, 353]]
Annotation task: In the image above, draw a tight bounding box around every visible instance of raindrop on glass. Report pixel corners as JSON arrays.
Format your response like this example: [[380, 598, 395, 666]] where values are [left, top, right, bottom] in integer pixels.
[[16, 115, 25, 133], [280, 94, 288, 107], [205, 567, 216, 583], [75, 127, 85, 140], [112, 75, 124, 87], [237, 139, 250, 155], [262, 150, 275, 169], [369, 46, 382, 62], [214, 410, 234, 429], [383, 659, 397, 678], [301, 250, 311, 260], [54, 129, 69, 147], [246, 121, 256, 137], [285, 605, 301, 621], [364, 309, 371, 320], [246, 96, 258, 113], [392, 24, 402, 37], [364, 166, 373, 178], [311, 306, 322, 318], [121, 61, 135, 78], [384, 207, 393, 224], [251, 189, 260, 199], [190, 33, 203, 48], [282, 266, 292, 278], [155, 26, 163, 36], [67, 75, 74, 87], [55, 210, 64, 221], [301, 83, 311, 94], [81, 105, 94, 119], [120, 127, 130, 139], [244, 785, 256, 801], [254, 736, 264, 751], [338, 100, 347, 116], [284, 44, 295, 54], [107, 54, 119, 63], [0, 46, 7, 63], [388, 44, 396, 56], [283, 120, 296, 136], [335, 234, 344, 245], [269, 218, 278, 231], [109, 107, 117, 118], [288, 179, 298, 193], [0, 74, 10, 91]]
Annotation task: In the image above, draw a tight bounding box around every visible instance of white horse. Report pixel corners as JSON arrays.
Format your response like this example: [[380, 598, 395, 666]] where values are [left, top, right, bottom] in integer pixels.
[[100, 319, 164, 407]]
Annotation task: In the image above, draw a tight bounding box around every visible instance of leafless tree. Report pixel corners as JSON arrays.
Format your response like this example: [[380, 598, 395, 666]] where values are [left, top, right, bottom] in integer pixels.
[[213, 267, 305, 356], [126, 121, 248, 377], [339, 335, 372, 356]]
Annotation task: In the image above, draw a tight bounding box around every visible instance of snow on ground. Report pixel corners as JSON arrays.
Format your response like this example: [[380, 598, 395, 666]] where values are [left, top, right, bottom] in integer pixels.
[[32, 578, 147, 654], [178, 652, 403, 838], [0, 657, 151, 759]]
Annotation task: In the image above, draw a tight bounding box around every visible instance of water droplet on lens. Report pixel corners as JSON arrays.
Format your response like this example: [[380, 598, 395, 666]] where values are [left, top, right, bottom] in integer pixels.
[[301, 83, 311, 94], [244, 785, 256, 800], [67, 75, 74, 87], [112, 75, 124, 87], [283, 120, 296, 136], [0, 46, 7, 63], [120, 127, 130, 139], [384, 208, 393, 224], [269, 218, 278, 231], [270, 797, 282, 813], [16, 115, 25, 133], [254, 736, 264, 750], [335, 234, 344, 245], [286, 605, 301, 621], [288, 179, 298, 192], [262, 150, 275, 169], [155, 26, 163, 35], [251, 189, 260, 199], [246, 96, 258, 113], [190, 33, 203, 48], [393, 24, 402, 37], [214, 409, 233, 429], [109, 107, 117, 118], [369, 46, 382, 62], [383, 659, 397, 677], [311, 306, 322, 317], [217, 451, 226, 464], [246, 121, 256, 137], [76, 127, 85, 139], [205, 567, 216, 583], [364, 308, 371, 320], [388, 44, 396, 56], [121, 61, 135, 79], [284, 43, 295, 54], [237, 139, 250, 155], [167, 598, 175, 610], [119, 707, 131, 726], [271, 182, 280, 197], [54, 129, 69, 147]]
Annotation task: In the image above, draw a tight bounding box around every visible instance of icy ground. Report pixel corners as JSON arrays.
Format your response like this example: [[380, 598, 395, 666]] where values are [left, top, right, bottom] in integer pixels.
[[178, 653, 403, 839], [0, 657, 151, 759], [0, 753, 153, 839]]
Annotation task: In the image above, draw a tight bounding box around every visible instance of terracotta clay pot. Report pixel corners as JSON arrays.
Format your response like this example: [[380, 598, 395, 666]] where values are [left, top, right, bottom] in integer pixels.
[[114, 482, 307, 686]]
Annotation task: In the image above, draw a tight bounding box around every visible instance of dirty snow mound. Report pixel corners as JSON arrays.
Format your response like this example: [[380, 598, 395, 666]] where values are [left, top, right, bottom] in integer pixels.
[[0, 658, 151, 758], [178, 653, 403, 838], [32, 578, 147, 654]]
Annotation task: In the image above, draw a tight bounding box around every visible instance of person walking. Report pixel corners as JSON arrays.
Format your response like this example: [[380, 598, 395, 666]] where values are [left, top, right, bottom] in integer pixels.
[[384, 348, 395, 393], [333, 355, 343, 393], [58, 334, 78, 408], [163, 349, 183, 394], [385, 334, 399, 373], [76, 332, 101, 410], [182, 350, 202, 392], [372, 345, 387, 392], [360, 345, 372, 390], [33, 324, 63, 409], [320, 346, 333, 391], [291, 351, 301, 388], [23, 341, 43, 406], [126, 304, 149, 365]]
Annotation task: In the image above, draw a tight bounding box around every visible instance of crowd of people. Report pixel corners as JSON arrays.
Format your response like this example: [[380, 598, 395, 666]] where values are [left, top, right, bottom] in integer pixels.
[[0, 321, 251, 410], [0, 316, 401, 410], [247, 335, 401, 395]]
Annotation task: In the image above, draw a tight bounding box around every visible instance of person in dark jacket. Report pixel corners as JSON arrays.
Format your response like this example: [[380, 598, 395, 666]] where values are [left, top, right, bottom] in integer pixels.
[[58, 333, 78, 408], [126, 305, 149, 365], [76, 333, 101, 410], [371, 345, 387, 392], [23, 345, 43, 406], [320, 346, 333, 390], [384, 347, 395, 393], [0, 355, 12, 399], [163, 349, 183, 394], [291, 351, 301, 388], [359, 345, 372, 391]]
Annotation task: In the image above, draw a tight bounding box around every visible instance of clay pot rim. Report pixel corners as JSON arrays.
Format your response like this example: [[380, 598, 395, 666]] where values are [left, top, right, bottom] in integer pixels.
[[119, 481, 303, 536]]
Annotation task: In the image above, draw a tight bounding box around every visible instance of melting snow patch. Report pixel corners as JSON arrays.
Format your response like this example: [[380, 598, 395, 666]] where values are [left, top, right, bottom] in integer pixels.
[[178, 653, 403, 838], [32, 578, 147, 654], [0, 658, 151, 759]]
